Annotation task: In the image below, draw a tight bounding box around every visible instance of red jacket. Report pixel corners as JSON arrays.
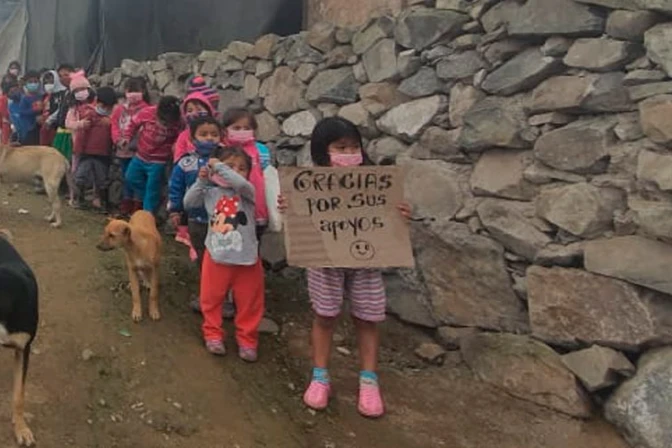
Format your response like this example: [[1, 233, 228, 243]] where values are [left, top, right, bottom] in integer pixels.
[[73, 104, 112, 157], [0, 95, 9, 145], [110, 100, 149, 158], [123, 106, 181, 163]]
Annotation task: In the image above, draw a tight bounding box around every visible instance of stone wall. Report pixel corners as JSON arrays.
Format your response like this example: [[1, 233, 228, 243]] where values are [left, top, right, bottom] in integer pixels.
[[94, 1, 672, 445], [304, 0, 406, 27]]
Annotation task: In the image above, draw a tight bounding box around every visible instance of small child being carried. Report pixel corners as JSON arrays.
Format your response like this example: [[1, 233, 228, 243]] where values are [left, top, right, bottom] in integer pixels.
[[183, 145, 265, 363]]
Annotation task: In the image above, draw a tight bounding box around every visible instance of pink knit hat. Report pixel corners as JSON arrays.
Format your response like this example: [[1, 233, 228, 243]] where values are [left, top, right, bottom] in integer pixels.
[[69, 70, 90, 90]]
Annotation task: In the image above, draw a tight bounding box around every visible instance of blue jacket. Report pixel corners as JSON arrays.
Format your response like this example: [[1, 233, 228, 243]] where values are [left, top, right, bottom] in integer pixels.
[[168, 148, 211, 223], [13, 93, 41, 142], [257, 142, 271, 171]]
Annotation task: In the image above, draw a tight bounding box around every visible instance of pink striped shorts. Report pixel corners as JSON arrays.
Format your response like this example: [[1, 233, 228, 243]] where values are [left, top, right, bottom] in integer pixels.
[[307, 268, 387, 322]]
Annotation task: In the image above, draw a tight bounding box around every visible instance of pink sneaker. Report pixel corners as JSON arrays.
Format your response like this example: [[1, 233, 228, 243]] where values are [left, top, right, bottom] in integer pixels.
[[358, 383, 385, 418], [303, 381, 330, 411], [205, 340, 227, 356], [175, 226, 191, 247]]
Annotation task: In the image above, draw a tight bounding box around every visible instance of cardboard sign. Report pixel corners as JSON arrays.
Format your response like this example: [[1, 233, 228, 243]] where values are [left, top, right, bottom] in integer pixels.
[[279, 166, 414, 269]]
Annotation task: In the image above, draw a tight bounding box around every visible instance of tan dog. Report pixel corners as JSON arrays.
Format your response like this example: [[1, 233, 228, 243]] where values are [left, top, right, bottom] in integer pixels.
[[96, 211, 162, 322], [0, 145, 74, 228]]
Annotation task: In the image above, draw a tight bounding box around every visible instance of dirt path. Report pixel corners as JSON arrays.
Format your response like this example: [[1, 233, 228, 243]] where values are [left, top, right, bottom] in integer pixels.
[[0, 186, 630, 448]]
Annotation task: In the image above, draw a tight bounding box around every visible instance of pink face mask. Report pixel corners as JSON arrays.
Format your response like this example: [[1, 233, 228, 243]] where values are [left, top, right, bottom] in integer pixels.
[[330, 153, 363, 167], [126, 92, 143, 104], [227, 129, 255, 144]]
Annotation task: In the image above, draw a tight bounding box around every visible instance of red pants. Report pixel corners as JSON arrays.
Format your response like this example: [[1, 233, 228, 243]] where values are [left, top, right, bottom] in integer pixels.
[[200, 251, 265, 348]]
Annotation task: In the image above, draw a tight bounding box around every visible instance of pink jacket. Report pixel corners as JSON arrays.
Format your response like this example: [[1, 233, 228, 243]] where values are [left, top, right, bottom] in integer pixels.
[[223, 138, 269, 225], [122, 106, 181, 164]]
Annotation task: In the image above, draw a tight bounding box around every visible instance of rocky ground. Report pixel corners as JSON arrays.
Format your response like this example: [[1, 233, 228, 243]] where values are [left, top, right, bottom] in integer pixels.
[[0, 185, 631, 447]]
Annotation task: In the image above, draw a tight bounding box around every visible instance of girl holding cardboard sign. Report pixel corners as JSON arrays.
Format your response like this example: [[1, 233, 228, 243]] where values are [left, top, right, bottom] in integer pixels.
[[278, 117, 412, 419]]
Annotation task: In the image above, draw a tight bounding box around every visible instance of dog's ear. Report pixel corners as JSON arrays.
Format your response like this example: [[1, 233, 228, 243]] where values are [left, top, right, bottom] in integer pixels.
[[122, 226, 131, 238]]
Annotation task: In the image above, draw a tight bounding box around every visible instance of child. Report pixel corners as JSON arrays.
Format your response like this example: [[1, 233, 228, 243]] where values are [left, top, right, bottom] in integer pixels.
[[72, 87, 116, 211], [186, 75, 220, 113], [110, 77, 150, 215], [65, 71, 96, 175], [14, 70, 43, 145], [0, 74, 16, 145], [168, 116, 220, 296], [277, 117, 412, 419], [50, 63, 75, 161], [39, 70, 66, 146], [183, 145, 264, 362], [122, 96, 182, 215], [173, 92, 216, 163]]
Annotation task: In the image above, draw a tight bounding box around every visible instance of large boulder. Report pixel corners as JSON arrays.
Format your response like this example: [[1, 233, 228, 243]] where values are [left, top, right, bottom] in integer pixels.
[[639, 0, 672, 14], [250, 34, 280, 60], [607, 10, 662, 42], [574, 0, 639, 8], [561, 345, 635, 393], [362, 39, 398, 83], [461, 332, 592, 418], [449, 83, 485, 127], [255, 111, 281, 142], [645, 23, 672, 76], [352, 16, 396, 55], [359, 82, 410, 117], [399, 158, 464, 221], [606, 347, 672, 448], [262, 67, 305, 115], [366, 136, 409, 164], [530, 75, 598, 113], [581, 72, 636, 113], [477, 199, 552, 261], [394, 8, 469, 51], [481, 0, 605, 37], [534, 117, 617, 174], [637, 149, 672, 190], [470, 150, 537, 201], [459, 96, 531, 151], [629, 198, 672, 242], [398, 67, 441, 98], [412, 220, 529, 332], [282, 110, 318, 137], [527, 266, 672, 350], [307, 22, 336, 53], [639, 95, 672, 145], [563, 38, 642, 72], [436, 51, 488, 80], [306, 67, 359, 105], [414, 126, 461, 161], [481, 48, 564, 96], [536, 183, 625, 238], [377, 95, 445, 140], [384, 270, 437, 328], [585, 236, 672, 296]]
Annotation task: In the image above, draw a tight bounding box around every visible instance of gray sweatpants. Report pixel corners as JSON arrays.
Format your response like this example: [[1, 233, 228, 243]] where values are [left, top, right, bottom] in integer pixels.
[[75, 155, 110, 190]]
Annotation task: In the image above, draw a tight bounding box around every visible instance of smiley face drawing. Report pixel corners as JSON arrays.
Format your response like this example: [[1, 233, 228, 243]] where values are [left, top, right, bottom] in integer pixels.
[[350, 240, 376, 261]]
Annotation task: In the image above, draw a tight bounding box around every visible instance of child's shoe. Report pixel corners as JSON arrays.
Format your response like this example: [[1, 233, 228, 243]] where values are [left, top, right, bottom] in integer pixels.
[[190, 298, 201, 313], [205, 340, 226, 356], [239, 347, 258, 363], [358, 372, 385, 418], [303, 381, 330, 410]]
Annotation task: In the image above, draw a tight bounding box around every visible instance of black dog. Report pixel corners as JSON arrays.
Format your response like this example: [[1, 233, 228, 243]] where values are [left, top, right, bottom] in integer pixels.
[[0, 231, 38, 446]]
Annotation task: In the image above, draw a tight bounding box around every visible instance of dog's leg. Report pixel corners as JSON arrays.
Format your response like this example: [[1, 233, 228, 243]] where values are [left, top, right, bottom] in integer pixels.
[[44, 181, 62, 228], [12, 348, 35, 446], [148, 265, 161, 321], [126, 256, 143, 322]]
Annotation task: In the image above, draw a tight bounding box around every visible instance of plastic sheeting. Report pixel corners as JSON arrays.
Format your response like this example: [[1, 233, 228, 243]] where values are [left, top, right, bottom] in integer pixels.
[[0, 0, 303, 73]]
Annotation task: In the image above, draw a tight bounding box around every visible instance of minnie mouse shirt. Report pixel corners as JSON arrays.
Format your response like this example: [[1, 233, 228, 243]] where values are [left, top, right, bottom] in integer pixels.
[[183, 163, 258, 266]]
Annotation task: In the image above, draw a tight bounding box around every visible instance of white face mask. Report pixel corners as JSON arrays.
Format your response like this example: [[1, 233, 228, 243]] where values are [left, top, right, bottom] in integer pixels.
[[43, 84, 55, 94], [9, 68, 19, 76]]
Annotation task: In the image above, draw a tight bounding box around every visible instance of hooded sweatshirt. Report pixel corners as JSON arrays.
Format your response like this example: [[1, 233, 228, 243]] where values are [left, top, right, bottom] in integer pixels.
[[110, 96, 150, 158], [42, 70, 68, 126], [173, 92, 216, 163], [168, 141, 216, 223], [183, 162, 258, 266], [123, 106, 181, 164]]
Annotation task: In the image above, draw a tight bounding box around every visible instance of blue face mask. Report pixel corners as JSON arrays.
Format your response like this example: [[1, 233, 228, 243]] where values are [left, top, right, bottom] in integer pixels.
[[25, 82, 39, 93], [96, 106, 111, 117], [194, 140, 219, 157]]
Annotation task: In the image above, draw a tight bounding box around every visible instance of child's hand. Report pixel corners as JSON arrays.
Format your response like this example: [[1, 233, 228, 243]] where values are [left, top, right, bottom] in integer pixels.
[[277, 194, 288, 214], [81, 119, 92, 129], [198, 167, 209, 179], [207, 158, 220, 170], [99, 116, 111, 126], [168, 212, 181, 229], [397, 202, 413, 220]]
